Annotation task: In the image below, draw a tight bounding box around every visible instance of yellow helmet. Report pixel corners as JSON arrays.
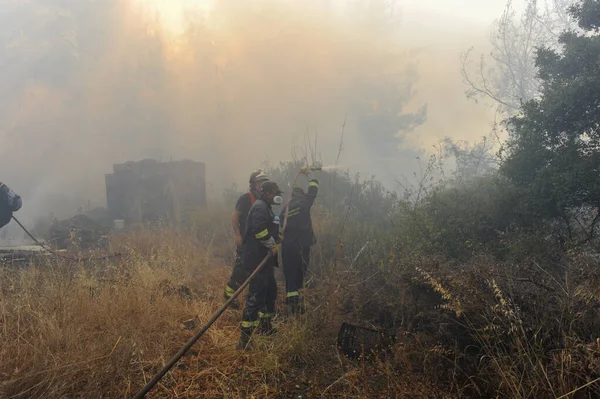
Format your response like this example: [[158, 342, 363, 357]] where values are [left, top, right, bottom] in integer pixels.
[[249, 169, 269, 186]]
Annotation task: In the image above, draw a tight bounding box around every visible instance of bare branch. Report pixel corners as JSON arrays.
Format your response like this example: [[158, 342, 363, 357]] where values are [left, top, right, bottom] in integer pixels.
[[336, 114, 347, 166], [461, 0, 575, 116], [460, 48, 516, 110]]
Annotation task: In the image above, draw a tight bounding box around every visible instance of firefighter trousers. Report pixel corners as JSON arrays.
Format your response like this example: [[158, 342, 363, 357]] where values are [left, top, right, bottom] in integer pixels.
[[282, 246, 310, 300], [225, 246, 248, 297], [241, 261, 277, 331]]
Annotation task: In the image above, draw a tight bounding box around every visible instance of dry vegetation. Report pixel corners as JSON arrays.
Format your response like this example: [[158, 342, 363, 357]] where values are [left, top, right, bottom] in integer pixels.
[[0, 226, 443, 398], [3, 206, 600, 398], [4, 159, 600, 398], [3, 0, 600, 397]]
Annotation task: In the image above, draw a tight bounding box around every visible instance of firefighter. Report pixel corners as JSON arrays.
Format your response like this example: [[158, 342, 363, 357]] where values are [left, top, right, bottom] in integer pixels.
[[224, 169, 271, 308], [0, 182, 22, 229], [237, 180, 283, 350], [280, 178, 319, 314]]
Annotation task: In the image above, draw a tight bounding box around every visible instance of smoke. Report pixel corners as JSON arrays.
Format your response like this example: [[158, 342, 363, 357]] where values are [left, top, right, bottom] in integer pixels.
[[0, 0, 497, 225]]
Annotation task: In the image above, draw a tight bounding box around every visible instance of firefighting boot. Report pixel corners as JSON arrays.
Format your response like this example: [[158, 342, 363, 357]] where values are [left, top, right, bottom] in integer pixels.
[[286, 296, 306, 315], [256, 317, 277, 336], [236, 327, 254, 351]]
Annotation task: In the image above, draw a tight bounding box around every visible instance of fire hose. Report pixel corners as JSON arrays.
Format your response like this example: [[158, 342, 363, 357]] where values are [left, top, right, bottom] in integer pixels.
[[132, 253, 272, 399], [133, 166, 319, 399]]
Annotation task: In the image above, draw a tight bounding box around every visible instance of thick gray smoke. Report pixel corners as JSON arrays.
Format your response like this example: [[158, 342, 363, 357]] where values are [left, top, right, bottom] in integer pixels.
[[0, 0, 498, 232]]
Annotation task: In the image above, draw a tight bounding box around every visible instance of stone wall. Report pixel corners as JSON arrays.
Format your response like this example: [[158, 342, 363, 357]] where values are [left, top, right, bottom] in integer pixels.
[[105, 159, 206, 225]]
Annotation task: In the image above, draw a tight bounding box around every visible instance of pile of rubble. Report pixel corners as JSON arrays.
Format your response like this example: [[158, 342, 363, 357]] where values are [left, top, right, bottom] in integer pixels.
[[48, 215, 110, 250], [0, 245, 51, 266]]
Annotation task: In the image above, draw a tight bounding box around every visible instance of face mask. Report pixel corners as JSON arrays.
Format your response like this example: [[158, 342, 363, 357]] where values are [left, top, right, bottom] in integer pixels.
[[273, 195, 283, 205]]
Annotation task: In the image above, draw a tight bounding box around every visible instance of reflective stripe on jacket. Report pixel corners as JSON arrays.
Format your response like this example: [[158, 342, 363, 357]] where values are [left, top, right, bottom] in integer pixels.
[[282, 180, 318, 249], [242, 198, 279, 268]]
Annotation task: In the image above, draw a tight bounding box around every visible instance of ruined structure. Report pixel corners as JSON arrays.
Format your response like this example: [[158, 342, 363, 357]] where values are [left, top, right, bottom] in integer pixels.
[[105, 159, 206, 225]]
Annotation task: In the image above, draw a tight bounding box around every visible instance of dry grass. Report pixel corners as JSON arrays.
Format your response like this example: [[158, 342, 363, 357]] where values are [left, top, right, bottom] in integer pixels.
[[0, 229, 441, 399], [5, 213, 599, 398], [370, 252, 600, 399]]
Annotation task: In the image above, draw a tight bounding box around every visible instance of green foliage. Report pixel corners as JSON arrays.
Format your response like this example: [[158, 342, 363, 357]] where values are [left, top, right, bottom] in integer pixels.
[[419, 177, 517, 259], [502, 0, 600, 237], [571, 0, 600, 30], [389, 169, 539, 262]]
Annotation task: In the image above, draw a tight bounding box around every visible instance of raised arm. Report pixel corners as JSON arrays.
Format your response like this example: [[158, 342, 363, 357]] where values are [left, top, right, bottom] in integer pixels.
[[304, 178, 319, 207]]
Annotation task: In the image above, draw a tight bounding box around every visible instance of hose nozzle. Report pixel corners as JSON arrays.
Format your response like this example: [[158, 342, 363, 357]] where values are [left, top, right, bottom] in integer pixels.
[[300, 165, 322, 175]]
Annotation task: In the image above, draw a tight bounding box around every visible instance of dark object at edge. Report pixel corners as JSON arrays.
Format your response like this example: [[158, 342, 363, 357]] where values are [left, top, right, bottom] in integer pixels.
[[337, 322, 396, 360]]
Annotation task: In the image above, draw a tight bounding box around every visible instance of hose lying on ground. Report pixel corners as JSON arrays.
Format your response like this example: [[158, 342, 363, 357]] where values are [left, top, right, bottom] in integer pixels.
[[132, 170, 305, 399], [132, 252, 272, 399]]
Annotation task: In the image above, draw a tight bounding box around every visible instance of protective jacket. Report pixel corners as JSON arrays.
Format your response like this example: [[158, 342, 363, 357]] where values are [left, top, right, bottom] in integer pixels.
[[0, 183, 21, 229], [242, 198, 279, 267], [239, 197, 279, 341], [281, 179, 319, 249]]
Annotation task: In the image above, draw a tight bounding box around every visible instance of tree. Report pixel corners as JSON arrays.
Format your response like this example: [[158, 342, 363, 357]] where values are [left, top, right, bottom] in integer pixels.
[[346, 0, 427, 185], [441, 136, 497, 182], [461, 0, 577, 116], [501, 0, 600, 244]]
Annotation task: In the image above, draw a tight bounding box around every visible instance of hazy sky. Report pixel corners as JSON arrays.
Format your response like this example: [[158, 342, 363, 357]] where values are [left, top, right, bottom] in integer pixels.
[[139, 0, 512, 153], [142, 0, 515, 32], [393, 1, 510, 151], [401, 0, 515, 24]]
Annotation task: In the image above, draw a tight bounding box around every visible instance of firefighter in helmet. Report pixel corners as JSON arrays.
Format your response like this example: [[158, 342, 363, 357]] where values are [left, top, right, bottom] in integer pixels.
[[237, 180, 283, 350], [280, 177, 319, 314], [224, 170, 271, 308]]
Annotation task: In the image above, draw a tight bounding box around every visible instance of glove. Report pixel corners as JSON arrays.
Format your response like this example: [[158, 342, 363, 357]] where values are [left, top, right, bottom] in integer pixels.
[[270, 244, 280, 256], [263, 236, 277, 250], [300, 165, 310, 175], [278, 232, 284, 242]]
